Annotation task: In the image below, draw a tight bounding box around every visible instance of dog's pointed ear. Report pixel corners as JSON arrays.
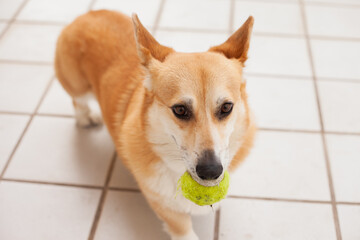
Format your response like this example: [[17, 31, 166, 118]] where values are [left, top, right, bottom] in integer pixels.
[[132, 14, 174, 66], [209, 16, 254, 63]]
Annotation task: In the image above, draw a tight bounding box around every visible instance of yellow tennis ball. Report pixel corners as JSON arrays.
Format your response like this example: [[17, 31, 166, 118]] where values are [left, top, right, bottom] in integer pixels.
[[179, 171, 229, 206]]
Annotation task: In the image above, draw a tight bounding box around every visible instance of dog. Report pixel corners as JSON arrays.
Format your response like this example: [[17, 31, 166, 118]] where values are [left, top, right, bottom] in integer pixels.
[[55, 10, 256, 240]]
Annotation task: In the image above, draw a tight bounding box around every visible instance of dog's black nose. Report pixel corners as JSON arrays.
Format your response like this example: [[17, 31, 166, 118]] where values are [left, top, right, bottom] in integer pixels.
[[196, 163, 223, 180], [196, 150, 223, 180]]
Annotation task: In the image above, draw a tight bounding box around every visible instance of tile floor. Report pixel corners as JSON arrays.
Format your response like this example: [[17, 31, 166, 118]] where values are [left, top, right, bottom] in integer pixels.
[[0, 0, 359, 239]]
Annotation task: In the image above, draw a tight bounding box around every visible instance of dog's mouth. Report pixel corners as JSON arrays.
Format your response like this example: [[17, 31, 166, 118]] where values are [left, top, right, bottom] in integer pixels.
[[188, 171, 225, 187]]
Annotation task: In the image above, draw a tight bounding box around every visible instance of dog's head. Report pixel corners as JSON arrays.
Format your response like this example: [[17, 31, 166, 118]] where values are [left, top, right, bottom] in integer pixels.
[[132, 15, 254, 186]]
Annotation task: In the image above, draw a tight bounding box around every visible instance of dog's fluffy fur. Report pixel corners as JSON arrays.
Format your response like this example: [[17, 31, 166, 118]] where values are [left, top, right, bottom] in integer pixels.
[[55, 10, 256, 240]]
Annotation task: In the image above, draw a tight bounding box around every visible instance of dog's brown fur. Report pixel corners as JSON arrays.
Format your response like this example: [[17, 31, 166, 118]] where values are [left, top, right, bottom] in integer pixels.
[[55, 10, 256, 239]]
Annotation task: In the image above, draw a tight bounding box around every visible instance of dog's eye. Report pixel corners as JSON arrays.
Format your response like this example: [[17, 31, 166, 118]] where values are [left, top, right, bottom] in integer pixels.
[[172, 105, 191, 120], [221, 103, 233, 113], [217, 102, 233, 120]]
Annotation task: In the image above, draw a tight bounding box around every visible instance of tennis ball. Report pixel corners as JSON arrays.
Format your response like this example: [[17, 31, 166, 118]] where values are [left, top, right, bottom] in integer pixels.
[[179, 171, 229, 206]]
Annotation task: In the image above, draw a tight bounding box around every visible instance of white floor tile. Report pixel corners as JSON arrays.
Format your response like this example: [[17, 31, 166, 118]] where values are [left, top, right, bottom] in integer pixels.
[[305, 0, 360, 5], [109, 157, 138, 189], [265, 0, 298, 1], [0, 181, 100, 240], [17, 0, 92, 23], [306, 6, 360, 38], [93, 0, 161, 27], [38, 80, 76, 116], [246, 76, 320, 130], [5, 116, 114, 186], [246, 36, 312, 77], [94, 191, 168, 240], [38, 80, 101, 117], [234, 1, 303, 35], [219, 198, 337, 240], [0, 64, 52, 113], [192, 213, 216, 240], [0, 23, 63, 62], [229, 131, 331, 201], [155, 30, 228, 53], [0, 114, 29, 172], [338, 205, 360, 240], [326, 134, 360, 202], [0, 22, 7, 34], [0, 0, 24, 20], [159, 0, 230, 31], [318, 81, 360, 133], [95, 191, 215, 240], [311, 40, 360, 81]]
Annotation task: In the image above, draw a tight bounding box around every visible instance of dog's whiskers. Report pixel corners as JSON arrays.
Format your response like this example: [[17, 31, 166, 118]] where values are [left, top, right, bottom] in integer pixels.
[[171, 135, 188, 152]]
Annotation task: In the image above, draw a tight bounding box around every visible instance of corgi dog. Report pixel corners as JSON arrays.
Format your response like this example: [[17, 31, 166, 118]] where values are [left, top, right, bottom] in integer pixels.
[[55, 10, 256, 240]]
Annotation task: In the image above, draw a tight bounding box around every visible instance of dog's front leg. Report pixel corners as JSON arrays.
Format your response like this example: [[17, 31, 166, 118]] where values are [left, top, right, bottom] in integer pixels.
[[147, 198, 199, 240]]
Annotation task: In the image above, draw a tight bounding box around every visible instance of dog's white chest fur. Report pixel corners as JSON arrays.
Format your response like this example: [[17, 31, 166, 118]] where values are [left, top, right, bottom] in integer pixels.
[[145, 161, 215, 215]]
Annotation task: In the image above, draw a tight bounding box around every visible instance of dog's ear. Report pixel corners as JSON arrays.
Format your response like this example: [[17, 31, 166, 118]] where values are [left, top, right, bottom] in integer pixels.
[[132, 14, 174, 66], [209, 16, 254, 63]]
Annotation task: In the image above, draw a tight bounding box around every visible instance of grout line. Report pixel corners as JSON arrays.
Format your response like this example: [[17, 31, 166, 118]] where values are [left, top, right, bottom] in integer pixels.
[[151, 0, 167, 34], [259, 127, 360, 136], [253, 32, 305, 39], [0, 111, 31, 116], [3, 176, 360, 206], [236, 0, 299, 4], [12, 20, 67, 26], [158, 27, 360, 42], [317, 78, 360, 84], [324, 131, 360, 137], [299, 1, 342, 239], [305, 1, 360, 8], [2, 178, 103, 190], [157, 26, 360, 43], [108, 186, 140, 192], [36, 113, 74, 118], [228, 195, 360, 206], [245, 72, 360, 84], [157, 28, 302, 38], [0, 118, 31, 179], [213, 208, 221, 240], [0, 0, 30, 40], [88, 152, 117, 240], [0, 59, 53, 65], [311, 35, 360, 43], [245, 72, 312, 80], [0, 111, 75, 118], [258, 127, 321, 134], [227, 195, 331, 204], [87, 0, 98, 11], [236, 0, 360, 8], [0, 76, 55, 180], [229, 0, 235, 34], [337, 202, 360, 206]]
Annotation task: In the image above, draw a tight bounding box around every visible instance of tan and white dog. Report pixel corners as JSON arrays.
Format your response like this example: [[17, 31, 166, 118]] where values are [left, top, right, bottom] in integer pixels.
[[55, 10, 256, 240]]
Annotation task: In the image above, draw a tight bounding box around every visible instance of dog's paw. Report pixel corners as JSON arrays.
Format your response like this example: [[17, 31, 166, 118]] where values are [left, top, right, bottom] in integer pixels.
[[76, 111, 102, 128]]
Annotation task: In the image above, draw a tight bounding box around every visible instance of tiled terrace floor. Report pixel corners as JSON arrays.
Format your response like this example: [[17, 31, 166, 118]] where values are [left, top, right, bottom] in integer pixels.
[[0, 0, 359, 239]]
